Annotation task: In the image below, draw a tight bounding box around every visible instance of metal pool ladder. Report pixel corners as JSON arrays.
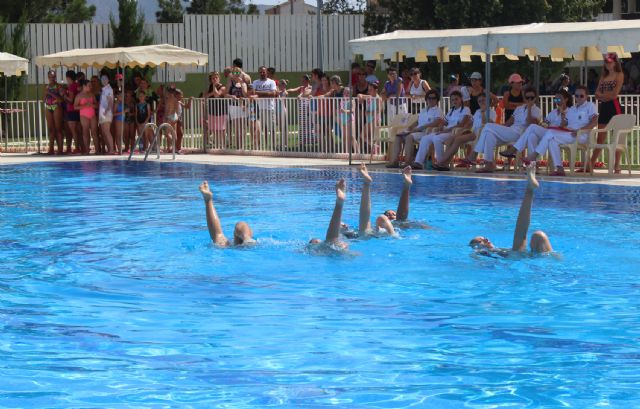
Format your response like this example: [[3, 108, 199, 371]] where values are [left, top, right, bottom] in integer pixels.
[[127, 122, 177, 161]]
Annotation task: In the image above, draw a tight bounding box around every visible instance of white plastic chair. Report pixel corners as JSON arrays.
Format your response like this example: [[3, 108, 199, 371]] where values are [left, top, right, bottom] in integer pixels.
[[559, 114, 635, 175], [371, 112, 418, 163]]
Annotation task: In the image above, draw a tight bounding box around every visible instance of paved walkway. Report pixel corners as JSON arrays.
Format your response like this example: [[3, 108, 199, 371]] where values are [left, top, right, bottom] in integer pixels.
[[2, 152, 640, 187]]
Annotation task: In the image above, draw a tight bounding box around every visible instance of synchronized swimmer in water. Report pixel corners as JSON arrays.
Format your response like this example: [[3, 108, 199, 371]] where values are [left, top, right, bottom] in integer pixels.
[[199, 162, 554, 257]]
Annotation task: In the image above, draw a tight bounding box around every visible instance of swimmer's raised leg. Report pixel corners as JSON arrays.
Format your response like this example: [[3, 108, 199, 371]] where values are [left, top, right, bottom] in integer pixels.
[[199, 181, 230, 247], [358, 163, 372, 236], [325, 178, 346, 243], [511, 165, 551, 253], [396, 166, 412, 221]]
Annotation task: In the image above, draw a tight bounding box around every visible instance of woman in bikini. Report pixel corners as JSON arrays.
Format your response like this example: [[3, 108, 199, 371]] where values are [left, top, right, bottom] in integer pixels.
[[74, 80, 98, 154], [44, 70, 65, 154], [586, 53, 625, 173]]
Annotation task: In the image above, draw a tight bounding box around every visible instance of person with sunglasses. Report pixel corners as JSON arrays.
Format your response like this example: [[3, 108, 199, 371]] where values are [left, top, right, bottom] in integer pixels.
[[471, 86, 541, 173], [527, 85, 598, 176], [502, 73, 525, 122], [386, 89, 443, 168], [586, 52, 625, 173], [432, 93, 496, 171], [500, 89, 572, 160], [411, 90, 471, 170], [470, 164, 552, 257], [408, 67, 431, 114]]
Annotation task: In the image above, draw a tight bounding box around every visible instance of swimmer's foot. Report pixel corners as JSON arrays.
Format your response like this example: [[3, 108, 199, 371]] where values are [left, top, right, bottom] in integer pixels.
[[359, 163, 372, 184], [402, 166, 413, 187], [336, 178, 346, 202], [526, 163, 539, 190], [199, 181, 213, 201]]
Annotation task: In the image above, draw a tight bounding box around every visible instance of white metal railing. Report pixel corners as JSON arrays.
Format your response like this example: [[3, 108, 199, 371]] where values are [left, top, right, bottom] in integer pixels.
[[2, 95, 640, 166]]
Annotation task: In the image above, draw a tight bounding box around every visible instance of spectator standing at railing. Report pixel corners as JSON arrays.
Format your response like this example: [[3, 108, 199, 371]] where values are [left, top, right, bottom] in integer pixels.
[[364, 61, 378, 84], [231, 58, 251, 85], [408, 67, 431, 114], [74, 79, 98, 155], [253, 66, 278, 150], [98, 74, 115, 154], [381, 67, 407, 123], [43, 70, 65, 155], [204, 71, 227, 149], [323, 75, 348, 152], [587, 53, 625, 173], [267, 67, 278, 86], [358, 80, 381, 154], [123, 91, 136, 153], [311, 68, 325, 96], [444, 74, 461, 97], [464, 72, 496, 114], [502, 73, 525, 122], [276, 79, 289, 149], [64, 70, 81, 154], [227, 69, 248, 149], [286, 74, 312, 97], [401, 67, 412, 94], [350, 62, 361, 87]]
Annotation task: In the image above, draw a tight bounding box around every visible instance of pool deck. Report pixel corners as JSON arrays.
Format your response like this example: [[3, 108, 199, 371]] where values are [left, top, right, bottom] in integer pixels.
[[2, 152, 640, 187]]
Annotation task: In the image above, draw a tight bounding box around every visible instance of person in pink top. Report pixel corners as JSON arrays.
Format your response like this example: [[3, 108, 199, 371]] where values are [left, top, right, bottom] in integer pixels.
[[64, 70, 81, 153]]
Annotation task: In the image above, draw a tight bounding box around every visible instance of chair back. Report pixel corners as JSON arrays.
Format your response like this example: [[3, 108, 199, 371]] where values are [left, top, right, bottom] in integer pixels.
[[607, 114, 636, 145], [388, 112, 415, 128], [605, 114, 635, 132]]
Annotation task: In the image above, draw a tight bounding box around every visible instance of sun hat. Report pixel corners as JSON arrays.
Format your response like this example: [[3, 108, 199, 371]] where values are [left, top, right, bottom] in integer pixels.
[[470, 72, 482, 80], [508, 73, 523, 83]]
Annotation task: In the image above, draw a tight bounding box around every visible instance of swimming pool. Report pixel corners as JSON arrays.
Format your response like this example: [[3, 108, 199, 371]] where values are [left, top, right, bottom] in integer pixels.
[[1, 160, 640, 408]]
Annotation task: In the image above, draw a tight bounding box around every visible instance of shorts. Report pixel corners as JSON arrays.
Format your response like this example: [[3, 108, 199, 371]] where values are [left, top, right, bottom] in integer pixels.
[[228, 105, 246, 121], [208, 115, 227, 131], [99, 112, 113, 124], [598, 99, 622, 125], [65, 111, 80, 122]]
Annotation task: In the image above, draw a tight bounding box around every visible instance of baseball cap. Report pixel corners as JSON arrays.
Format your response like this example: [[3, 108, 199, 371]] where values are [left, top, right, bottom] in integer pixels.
[[604, 52, 618, 63], [470, 72, 482, 80], [508, 73, 523, 83]]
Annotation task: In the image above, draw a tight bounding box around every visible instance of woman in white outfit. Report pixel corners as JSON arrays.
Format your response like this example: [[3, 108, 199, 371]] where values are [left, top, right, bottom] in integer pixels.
[[412, 90, 471, 169], [408, 67, 431, 114], [433, 93, 496, 171], [500, 89, 572, 160], [473, 86, 541, 173], [386, 89, 443, 168], [526, 85, 598, 176]]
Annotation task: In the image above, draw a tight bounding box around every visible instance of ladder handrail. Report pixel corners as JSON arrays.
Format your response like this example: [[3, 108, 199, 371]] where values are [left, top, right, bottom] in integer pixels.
[[145, 122, 177, 161], [127, 122, 158, 161]]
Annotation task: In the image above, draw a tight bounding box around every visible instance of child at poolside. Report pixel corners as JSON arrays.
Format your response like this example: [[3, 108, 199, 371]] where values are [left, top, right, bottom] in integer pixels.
[[199, 181, 255, 247], [123, 91, 137, 153], [112, 90, 124, 154], [135, 90, 151, 150], [164, 87, 180, 152], [469, 164, 553, 257]]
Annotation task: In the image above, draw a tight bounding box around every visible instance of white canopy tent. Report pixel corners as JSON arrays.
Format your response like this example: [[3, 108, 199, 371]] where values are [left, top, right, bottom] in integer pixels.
[[0, 52, 29, 153], [34, 44, 208, 155], [349, 20, 640, 103], [0, 52, 29, 76], [34, 44, 208, 69]]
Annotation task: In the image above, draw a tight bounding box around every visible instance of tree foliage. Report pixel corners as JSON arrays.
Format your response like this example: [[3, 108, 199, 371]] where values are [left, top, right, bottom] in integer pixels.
[[364, 0, 606, 35], [0, 19, 29, 100], [110, 0, 153, 47], [322, 0, 365, 14], [156, 0, 186, 23], [186, 0, 261, 14], [0, 0, 95, 23]]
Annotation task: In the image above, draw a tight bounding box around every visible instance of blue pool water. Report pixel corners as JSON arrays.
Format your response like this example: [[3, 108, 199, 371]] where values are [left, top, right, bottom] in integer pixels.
[[1, 161, 640, 408]]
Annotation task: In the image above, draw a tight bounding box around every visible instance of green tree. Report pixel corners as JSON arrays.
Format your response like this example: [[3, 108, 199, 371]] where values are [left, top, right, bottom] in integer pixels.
[[0, 19, 29, 100], [322, 0, 365, 14], [185, 0, 260, 14], [186, 0, 227, 14], [0, 0, 95, 23], [363, 0, 605, 35], [156, 0, 185, 23], [110, 0, 153, 47]]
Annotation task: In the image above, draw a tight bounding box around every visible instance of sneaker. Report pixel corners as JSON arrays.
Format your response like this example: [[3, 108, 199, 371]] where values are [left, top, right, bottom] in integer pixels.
[[432, 164, 450, 171], [410, 162, 424, 170]]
